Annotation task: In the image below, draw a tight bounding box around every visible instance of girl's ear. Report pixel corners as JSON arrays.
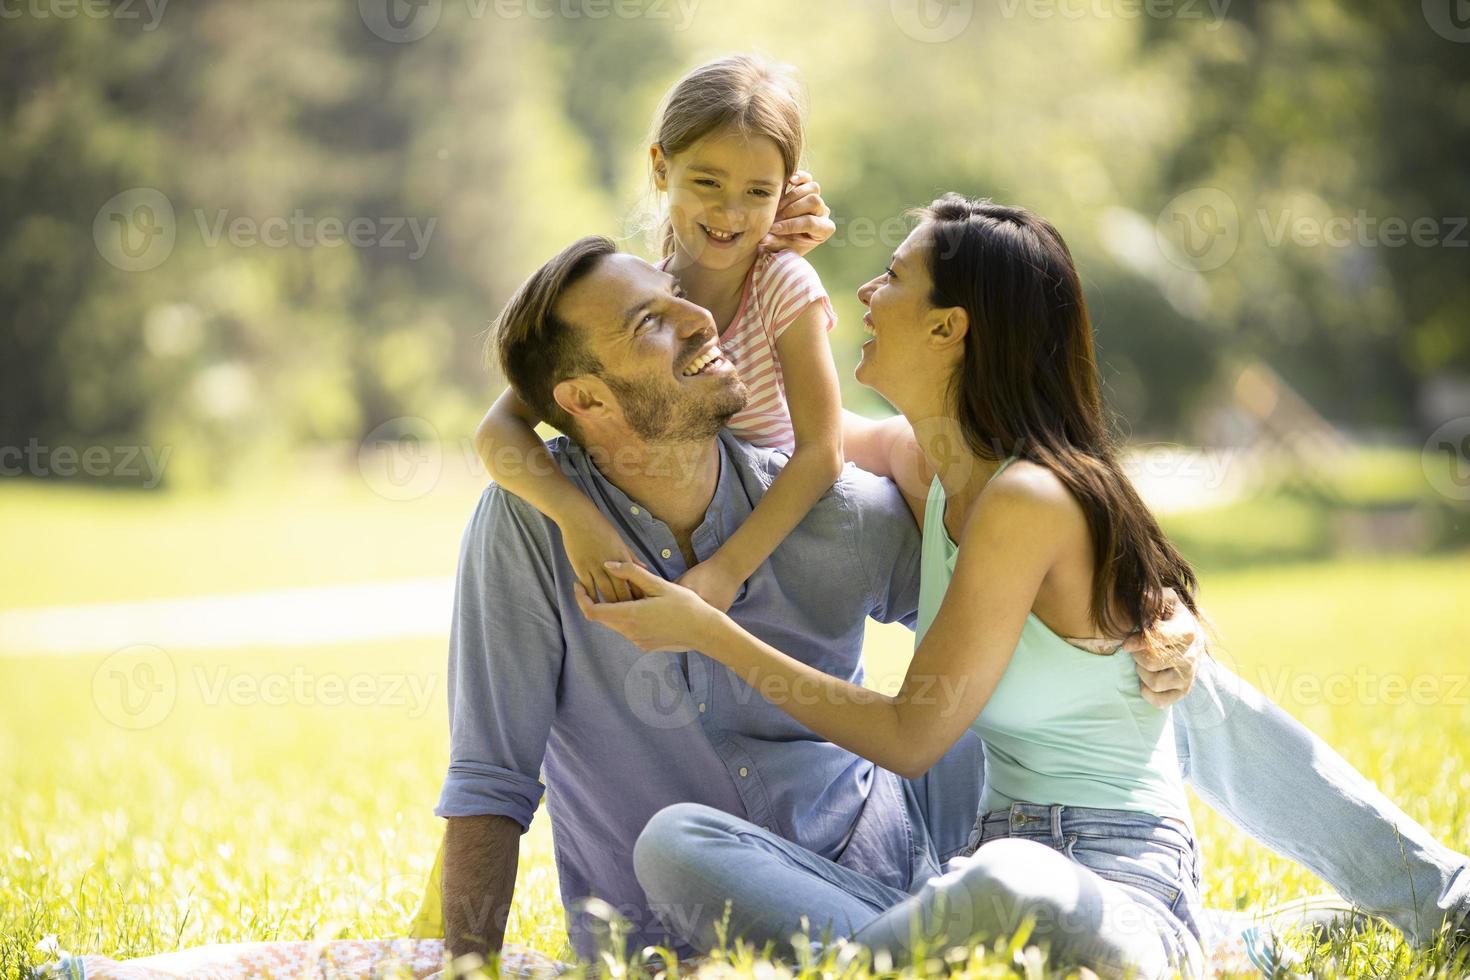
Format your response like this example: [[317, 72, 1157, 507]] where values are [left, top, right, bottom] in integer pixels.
[[650, 144, 669, 192], [553, 376, 613, 427], [927, 306, 970, 351]]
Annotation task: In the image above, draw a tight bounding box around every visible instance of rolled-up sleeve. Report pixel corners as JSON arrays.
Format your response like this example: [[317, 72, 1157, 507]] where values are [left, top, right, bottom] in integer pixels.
[[435, 485, 563, 831]]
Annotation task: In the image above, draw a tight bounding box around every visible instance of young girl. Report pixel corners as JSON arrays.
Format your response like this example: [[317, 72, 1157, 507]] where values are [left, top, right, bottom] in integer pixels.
[[579, 196, 1209, 978], [475, 54, 844, 612]]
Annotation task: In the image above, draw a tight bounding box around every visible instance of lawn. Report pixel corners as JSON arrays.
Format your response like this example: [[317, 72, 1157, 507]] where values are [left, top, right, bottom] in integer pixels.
[[3, 466, 1468, 978]]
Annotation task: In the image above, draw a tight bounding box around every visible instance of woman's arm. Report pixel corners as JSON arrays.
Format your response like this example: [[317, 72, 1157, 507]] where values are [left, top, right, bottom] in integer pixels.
[[476, 389, 644, 603], [679, 302, 844, 609], [581, 469, 1070, 778]]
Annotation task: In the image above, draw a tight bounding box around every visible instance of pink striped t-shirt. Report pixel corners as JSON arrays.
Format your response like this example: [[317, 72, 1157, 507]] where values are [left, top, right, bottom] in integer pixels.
[[660, 249, 837, 454]]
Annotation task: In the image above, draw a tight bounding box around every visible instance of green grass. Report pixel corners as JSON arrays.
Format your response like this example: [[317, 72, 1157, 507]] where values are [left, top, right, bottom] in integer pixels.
[[3, 469, 1469, 978]]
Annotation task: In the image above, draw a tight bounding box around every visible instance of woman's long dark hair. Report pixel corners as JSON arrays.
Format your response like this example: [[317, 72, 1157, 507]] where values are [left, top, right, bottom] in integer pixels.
[[919, 193, 1199, 640]]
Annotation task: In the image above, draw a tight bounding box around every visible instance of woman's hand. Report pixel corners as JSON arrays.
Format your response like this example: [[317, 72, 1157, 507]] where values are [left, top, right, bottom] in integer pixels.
[[1123, 589, 1208, 708], [675, 557, 743, 613], [760, 170, 834, 256], [573, 561, 725, 652], [560, 511, 646, 603]]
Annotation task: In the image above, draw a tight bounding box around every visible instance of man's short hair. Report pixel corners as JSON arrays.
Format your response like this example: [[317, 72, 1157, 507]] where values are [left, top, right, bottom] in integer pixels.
[[491, 236, 616, 436]]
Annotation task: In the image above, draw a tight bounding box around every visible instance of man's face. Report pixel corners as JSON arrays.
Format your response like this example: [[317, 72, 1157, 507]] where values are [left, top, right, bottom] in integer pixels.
[[557, 253, 748, 443]]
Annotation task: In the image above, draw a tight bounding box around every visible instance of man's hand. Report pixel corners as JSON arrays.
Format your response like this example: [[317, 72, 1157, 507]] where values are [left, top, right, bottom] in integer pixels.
[[575, 561, 726, 652], [1122, 589, 1207, 708], [760, 171, 834, 256]]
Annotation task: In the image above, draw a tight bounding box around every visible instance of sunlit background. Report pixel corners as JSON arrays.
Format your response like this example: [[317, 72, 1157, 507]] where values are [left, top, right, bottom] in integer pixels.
[[3, 0, 1469, 976]]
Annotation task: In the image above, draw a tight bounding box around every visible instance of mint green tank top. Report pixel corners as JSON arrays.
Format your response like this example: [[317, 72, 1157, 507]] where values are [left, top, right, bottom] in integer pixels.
[[916, 462, 1191, 822]]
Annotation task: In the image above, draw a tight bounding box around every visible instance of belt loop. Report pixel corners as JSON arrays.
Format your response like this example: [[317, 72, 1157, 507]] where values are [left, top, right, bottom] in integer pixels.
[[1050, 804, 1064, 843]]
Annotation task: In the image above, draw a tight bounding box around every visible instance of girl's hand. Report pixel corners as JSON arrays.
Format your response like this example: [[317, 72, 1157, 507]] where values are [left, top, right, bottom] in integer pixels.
[[560, 512, 647, 603], [573, 561, 724, 652], [760, 170, 834, 256], [675, 558, 743, 614]]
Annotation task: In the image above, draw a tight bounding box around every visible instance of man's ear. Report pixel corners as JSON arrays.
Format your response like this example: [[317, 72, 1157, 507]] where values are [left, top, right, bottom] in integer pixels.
[[649, 144, 669, 192], [927, 305, 970, 352], [553, 376, 614, 428]]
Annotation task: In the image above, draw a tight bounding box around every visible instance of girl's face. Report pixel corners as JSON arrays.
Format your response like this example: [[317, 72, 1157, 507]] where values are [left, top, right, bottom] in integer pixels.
[[653, 127, 787, 272], [854, 225, 949, 409]]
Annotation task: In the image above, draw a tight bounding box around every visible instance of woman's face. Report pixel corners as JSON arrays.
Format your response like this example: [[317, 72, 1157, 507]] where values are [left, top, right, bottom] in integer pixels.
[[653, 127, 786, 273], [855, 224, 946, 408]]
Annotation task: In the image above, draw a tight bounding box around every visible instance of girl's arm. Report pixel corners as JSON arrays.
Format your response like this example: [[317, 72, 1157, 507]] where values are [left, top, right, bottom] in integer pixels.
[[476, 389, 644, 603], [581, 468, 1070, 779], [677, 302, 844, 609]]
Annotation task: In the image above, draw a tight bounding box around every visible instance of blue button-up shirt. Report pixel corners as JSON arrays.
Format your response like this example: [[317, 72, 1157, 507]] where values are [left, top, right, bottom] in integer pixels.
[[436, 430, 984, 956]]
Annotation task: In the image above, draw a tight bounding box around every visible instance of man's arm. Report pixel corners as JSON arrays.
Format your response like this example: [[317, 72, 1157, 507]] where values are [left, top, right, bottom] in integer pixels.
[[444, 814, 522, 960], [434, 485, 566, 955]]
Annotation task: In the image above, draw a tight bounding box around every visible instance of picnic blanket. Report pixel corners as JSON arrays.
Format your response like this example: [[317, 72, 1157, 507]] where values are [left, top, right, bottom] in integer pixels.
[[38, 911, 1316, 980]]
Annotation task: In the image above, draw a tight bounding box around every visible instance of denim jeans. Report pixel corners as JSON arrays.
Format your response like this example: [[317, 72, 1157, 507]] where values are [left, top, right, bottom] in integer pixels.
[[635, 801, 1202, 978], [631, 656, 1468, 965], [1174, 656, 1469, 945]]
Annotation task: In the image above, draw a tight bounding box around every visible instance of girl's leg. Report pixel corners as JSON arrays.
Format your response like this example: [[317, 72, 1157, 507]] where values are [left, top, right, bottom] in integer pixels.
[[633, 802, 911, 957], [851, 837, 1200, 979]]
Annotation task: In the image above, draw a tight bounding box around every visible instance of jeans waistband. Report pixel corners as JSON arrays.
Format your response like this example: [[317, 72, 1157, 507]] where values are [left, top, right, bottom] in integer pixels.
[[966, 802, 1194, 854]]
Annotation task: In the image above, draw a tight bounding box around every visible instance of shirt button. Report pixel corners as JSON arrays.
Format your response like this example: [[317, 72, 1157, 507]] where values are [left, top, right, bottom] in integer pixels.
[[738, 767, 749, 778], [630, 506, 640, 515], [698, 702, 707, 713], [661, 548, 672, 559]]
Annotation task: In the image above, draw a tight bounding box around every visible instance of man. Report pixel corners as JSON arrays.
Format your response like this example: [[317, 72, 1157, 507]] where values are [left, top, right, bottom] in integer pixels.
[[427, 235, 1469, 963]]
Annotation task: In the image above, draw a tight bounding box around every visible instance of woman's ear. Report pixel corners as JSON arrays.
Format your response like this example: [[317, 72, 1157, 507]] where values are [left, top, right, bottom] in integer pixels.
[[553, 376, 613, 428], [927, 306, 970, 351], [649, 144, 669, 192]]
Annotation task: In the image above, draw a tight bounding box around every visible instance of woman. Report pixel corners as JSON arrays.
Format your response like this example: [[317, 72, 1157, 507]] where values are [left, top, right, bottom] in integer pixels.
[[576, 194, 1207, 978]]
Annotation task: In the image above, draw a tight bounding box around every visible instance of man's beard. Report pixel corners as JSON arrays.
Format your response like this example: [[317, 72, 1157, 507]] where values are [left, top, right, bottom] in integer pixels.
[[602, 366, 748, 444]]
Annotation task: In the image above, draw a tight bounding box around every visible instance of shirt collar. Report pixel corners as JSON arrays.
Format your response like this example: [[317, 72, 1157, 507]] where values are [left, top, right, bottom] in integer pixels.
[[558, 431, 755, 546]]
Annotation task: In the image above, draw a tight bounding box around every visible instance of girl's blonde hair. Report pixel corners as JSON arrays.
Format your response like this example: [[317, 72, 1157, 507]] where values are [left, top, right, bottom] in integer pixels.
[[648, 54, 807, 257]]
